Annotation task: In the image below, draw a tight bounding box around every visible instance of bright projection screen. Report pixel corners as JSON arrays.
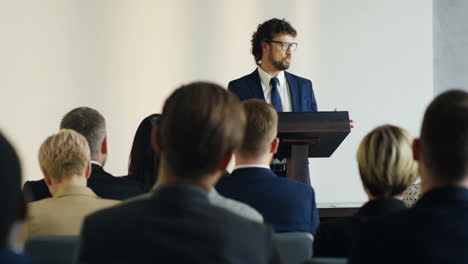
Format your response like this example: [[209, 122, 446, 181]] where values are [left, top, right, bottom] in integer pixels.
[[0, 0, 433, 203]]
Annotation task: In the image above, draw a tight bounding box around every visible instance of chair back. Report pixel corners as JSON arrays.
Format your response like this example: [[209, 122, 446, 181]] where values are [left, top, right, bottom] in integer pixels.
[[273, 232, 314, 264], [303, 257, 348, 264], [24, 235, 79, 264]]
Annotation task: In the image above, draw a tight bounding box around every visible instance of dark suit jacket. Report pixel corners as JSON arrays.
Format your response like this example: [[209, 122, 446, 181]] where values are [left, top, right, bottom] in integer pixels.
[[0, 249, 33, 264], [350, 186, 468, 264], [228, 69, 318, 112], [313, 198, 407, 258], [78, 184, 279, 264], [23, 164, 143, 201], [216, 167, 319, 234]]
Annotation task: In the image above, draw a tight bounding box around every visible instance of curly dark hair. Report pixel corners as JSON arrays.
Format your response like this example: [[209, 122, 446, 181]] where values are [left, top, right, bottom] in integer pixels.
[[251, 18, 297, 65]]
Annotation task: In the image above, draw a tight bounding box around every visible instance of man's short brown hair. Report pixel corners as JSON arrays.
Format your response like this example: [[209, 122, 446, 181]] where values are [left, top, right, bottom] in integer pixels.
[[420, 90, 468, 182], [239, 99, 278, 157], [157, 82, 246, 179], [38, 129, 91, 183]]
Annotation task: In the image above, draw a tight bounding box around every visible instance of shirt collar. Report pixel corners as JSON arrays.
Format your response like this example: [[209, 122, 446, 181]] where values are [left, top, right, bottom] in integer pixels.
[[90, 160, 102, 167], [54, 186, 98, 198], [151, 182, 210, 194], [234, 164, 271, 170], [257, 66, 286, 87]]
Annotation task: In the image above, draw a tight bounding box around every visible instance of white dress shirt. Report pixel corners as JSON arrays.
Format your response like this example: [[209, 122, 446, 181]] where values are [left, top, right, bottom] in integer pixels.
[[257, 66, 292, 112], [90, 160, 102, 167], [234, 164, 271, 170]]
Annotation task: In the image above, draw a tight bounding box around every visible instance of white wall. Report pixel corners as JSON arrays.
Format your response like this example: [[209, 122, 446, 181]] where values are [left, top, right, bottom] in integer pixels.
[[0, 0, 433, 203]]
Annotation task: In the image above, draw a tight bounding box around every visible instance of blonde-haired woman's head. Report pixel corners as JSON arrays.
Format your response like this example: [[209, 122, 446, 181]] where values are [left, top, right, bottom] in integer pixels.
[[38, 129, 91, 183], [357, 125, 418, 199]]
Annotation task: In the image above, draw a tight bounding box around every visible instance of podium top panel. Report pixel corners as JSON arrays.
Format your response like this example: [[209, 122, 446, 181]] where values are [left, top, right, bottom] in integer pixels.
[[276, 112, 351, 158], [278, 111, 350, 133]]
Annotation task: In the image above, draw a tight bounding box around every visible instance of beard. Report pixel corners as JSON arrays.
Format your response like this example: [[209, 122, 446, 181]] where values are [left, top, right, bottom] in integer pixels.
[[269, 53, 290, 71]]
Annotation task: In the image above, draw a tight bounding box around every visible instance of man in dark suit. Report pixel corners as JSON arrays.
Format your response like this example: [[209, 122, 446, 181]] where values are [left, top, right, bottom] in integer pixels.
[[350, 90, 468, 264], [229, 18, 318, 181], [78, 82, 280, 264], [23, 107, 143, 201], [216, 99, 319, 234], [228, 18, 317, 113]]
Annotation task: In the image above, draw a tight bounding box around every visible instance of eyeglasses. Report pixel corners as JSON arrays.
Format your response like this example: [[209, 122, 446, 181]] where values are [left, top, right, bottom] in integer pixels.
[[268, 40, 298, 51]]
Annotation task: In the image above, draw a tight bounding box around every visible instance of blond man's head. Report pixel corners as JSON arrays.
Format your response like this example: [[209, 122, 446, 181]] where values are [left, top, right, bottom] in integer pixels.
[[238, 99, 278, 157], [357, 125, 418, 198], [38, 129, 91, 183]]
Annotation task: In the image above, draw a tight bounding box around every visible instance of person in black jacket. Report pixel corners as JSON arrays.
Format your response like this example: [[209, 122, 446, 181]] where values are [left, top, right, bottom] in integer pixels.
[[350, 90, 468, 264], [23, 107, 143, 201], [313, 125, 418, 258], [78, 82, 280, 264], [0, 132, 34, 263]]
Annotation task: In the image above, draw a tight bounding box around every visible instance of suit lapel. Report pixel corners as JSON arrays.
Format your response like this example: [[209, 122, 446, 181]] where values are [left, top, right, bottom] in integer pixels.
[[285, 71, 299, 112], [247, 69, 266, 100]]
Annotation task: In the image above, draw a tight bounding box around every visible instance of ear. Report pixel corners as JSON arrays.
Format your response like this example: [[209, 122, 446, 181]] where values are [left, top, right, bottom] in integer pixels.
[[84, 162, 91, 180], [261, 41, 269, 53], [218, 152, 234, 172], [151, 124, 161, 153], [101, 137, 108, 155], [412, 138, 420, 161], [42, 168, 53, 186], [270, 137, 280, 154]]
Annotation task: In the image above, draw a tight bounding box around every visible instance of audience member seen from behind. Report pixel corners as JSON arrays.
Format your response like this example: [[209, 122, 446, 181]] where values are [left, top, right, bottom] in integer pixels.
[[124, 114, 263, 222], [78, 82, 279, 264], [350, 90, 468, 264], [23, 107, 143, 201], [24, 129, 119, 239], [216, 98, 320, 234], [0, 133, 33, 264], [124, 114, 161, 192], [313, 125, 417, 258]]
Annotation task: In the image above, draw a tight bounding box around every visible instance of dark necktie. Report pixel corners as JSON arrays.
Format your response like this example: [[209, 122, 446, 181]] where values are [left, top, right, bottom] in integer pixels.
[[270, 77, 283, 112]]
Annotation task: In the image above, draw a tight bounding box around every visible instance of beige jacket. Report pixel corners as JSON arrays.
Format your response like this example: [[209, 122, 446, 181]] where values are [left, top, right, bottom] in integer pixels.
[[24, 186, 119, 239]]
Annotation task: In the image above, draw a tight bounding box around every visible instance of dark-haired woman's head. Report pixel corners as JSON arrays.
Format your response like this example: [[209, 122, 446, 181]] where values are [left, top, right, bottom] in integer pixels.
[[128, 114, 161, 192], [0, 132, 22, 249]]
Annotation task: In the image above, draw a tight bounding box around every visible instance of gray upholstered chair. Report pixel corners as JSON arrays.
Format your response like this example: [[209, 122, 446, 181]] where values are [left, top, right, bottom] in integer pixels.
[[24, 235, 79, 264], [303, 257, 348, 264], [273, 232, 314, 264]]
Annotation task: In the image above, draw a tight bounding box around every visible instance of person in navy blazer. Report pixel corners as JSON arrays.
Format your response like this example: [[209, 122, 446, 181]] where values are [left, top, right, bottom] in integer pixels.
[[216, 99, 319, 234], [229, 70, 317, 113], [228, 18, 317, 113], [350, 90, 468, 264]]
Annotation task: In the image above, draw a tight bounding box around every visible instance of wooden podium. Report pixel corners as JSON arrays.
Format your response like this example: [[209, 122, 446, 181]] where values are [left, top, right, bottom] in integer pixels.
[[276, 112, 351, 183]]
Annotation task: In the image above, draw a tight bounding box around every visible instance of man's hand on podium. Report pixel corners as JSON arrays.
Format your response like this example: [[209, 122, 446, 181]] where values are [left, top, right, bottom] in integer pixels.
[[333, 107, 354, 128]]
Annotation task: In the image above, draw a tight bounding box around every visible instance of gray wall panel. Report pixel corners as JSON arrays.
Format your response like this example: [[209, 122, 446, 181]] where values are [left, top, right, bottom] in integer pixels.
[[434, 0, 468, 94]]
